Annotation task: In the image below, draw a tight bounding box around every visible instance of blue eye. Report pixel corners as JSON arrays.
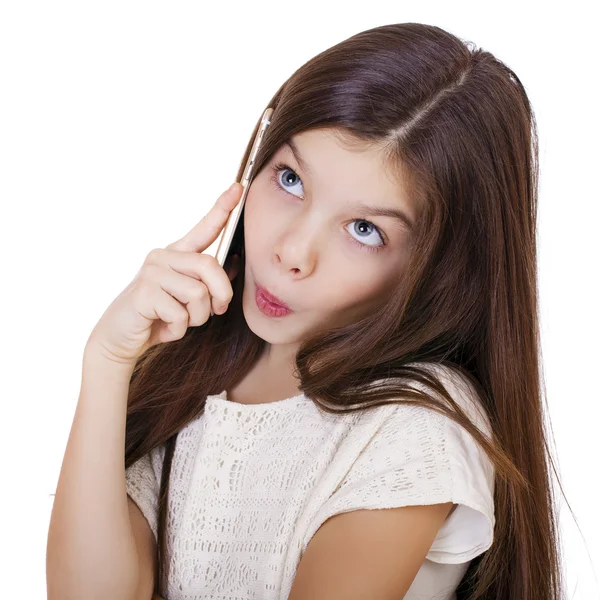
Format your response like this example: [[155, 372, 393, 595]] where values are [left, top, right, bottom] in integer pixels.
[[268, 162, 387, 254], [273, 163, 305, 197]]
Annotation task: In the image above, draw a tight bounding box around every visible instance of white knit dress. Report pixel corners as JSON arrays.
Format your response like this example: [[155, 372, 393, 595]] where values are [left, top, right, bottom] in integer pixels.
[[125, 363, 495, 600]]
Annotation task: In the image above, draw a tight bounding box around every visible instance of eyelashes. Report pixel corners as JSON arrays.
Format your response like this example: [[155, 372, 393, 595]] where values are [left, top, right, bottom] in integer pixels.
[[268, 162, 386, 254]]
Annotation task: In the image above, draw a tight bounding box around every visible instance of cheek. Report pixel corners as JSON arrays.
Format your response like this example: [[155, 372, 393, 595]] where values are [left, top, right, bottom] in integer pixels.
[[244, 186, 283, 246], [318, 267, 386, 310], [243, 190, 263, 246]]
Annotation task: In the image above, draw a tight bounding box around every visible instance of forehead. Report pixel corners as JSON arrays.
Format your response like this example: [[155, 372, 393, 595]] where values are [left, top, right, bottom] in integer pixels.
[[282, 130, 382, 180]]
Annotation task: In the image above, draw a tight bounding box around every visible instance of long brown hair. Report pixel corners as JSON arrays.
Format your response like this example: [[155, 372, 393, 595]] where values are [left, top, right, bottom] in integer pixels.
[[124, 22, 567, 598]]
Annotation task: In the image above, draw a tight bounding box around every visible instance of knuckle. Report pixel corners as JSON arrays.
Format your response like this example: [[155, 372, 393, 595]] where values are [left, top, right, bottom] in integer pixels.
[[189, 308, 208, 326], [190, 282, 209, 301], [138, 262, 157, 281], [199, 252, 218, 266], [190, 252, 215, 279], [132, 280, 151, 303], [220, 295, 233, 311], [190, 252, 211, 273], [176, 304, 189, 321], [146, 247, 162, 263]]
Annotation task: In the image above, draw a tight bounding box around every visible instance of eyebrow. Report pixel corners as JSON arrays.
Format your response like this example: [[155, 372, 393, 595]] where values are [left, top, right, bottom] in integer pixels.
[[282, 139, 414, 230]]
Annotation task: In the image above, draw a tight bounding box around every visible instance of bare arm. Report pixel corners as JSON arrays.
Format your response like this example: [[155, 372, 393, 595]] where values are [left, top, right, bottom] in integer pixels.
[[46, 348, 141, 600], [288, 503, 455, 599]]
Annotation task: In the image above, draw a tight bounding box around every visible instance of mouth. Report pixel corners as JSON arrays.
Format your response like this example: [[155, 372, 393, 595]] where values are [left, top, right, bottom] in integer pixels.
[[254, 281, 292, 311], [256, 283, 291, 310]]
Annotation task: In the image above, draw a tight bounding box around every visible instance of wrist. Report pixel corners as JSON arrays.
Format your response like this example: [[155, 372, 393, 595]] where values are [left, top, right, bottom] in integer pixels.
[[82, 343, 137, 380]]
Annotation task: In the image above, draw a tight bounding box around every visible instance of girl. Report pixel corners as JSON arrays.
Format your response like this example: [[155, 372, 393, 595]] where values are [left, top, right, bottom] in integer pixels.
[[47, 22, 565, 600]]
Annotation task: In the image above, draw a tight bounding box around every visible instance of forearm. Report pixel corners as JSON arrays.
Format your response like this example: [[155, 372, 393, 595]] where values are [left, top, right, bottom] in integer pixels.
[[47, 352, 140, 600]]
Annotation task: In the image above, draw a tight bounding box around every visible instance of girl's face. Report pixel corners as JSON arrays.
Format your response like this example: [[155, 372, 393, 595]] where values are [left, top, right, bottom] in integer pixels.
[[242, 127, 417, 350]]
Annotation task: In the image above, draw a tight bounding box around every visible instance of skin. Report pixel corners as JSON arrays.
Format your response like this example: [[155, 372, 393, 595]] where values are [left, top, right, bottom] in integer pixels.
[[228, 128, 418, 404]]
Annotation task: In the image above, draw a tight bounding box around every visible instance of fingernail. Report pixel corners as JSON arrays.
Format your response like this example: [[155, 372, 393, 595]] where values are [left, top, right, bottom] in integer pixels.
[[228, 182, 238, 193]]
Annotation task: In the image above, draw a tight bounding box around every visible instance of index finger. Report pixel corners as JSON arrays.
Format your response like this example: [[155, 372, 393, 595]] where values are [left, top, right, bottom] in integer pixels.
[[167, 182, 242, 253]]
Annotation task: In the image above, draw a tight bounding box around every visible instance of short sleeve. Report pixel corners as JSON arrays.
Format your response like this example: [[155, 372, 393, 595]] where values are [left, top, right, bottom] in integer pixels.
[[301, 366, 495, 565], [125, 444, 165, 542]]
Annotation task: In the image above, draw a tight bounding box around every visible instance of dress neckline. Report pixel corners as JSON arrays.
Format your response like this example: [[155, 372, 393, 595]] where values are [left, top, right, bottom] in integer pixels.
[[207, 389, 308, 408]]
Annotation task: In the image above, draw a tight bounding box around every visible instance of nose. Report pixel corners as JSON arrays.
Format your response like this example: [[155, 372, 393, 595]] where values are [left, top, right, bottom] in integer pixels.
[[271, 214, 322, 277]]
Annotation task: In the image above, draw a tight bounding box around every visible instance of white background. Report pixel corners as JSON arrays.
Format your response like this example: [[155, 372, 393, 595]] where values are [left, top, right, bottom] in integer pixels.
[[1, 1, 598, 597]]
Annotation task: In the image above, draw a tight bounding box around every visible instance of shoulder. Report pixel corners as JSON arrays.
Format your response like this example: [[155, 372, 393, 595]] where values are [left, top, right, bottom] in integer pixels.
[[401, 361, 493, 440], [300, 361, 496, 565]]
